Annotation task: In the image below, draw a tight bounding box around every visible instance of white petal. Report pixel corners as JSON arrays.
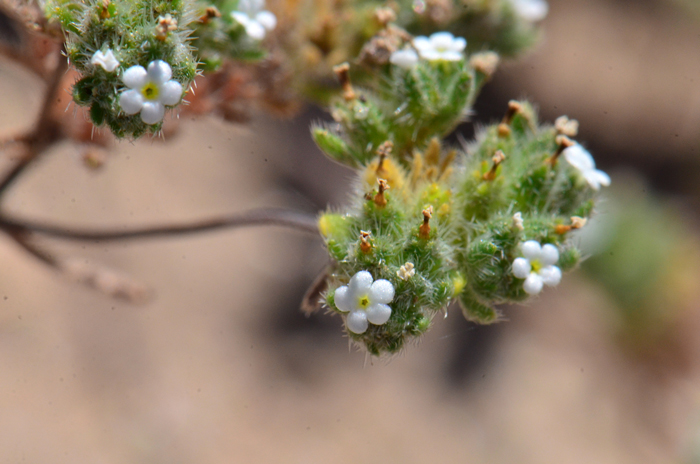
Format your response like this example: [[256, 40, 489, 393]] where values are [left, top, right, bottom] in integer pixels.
[[366, 303, 392, 325], [521, 240, 542, 260], [237, 0, 253, 14], [232, 11, 251, 26], [348, 271, 373, 293], [450, 36, 467, 52], [563, 144, 595, 171], [439, 50, 463, 61], [140, 101, 165, 124], [539, 266, 562, 287], [147, 60, 172, 85], [540, 244, 559, 266], [159, 80, 183, 106], [390, 49, 419, 69], [430, 32, 455, 50], [419, 50, 440, 61], [245, 20, 266, 39], [413, 36, 431, 52], [512, 257, 531, 279], [334, 286, 351, 312], [511, 0, 549, 22], [255, 10, 277, 31], [122, 65, 147, 89], [119, 89, 143, 114], [369, 279, 395, 304], [91, 50, 120, 72], [585, 169, 611, 190], [346, 311, 369, 334], [523, 273, 543, 295]]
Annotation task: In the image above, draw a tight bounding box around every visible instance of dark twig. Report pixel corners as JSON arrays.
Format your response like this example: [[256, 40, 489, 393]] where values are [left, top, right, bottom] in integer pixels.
[[0, 46, 68, 196], [6, 228, 151, 303], [0, 208, 320, 242]]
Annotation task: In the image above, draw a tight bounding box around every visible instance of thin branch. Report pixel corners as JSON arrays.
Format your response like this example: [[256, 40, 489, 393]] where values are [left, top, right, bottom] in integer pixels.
[[7, 229, 151, 303], [0, 208, 320, 242], [0, 46, 68, 195]]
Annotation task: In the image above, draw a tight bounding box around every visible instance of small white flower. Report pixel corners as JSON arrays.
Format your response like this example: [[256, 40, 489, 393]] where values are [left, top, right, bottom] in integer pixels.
[[91, 49, 119, 72], [510, 0, 549, 22], [397, 262, 415, 281], [413, 32, 466, 62], [512, 240, 562, 295], [334, 271, 395, 334], [512, 212, 524, 231], [231, 0, 277, 40], [563, 144, 611, 191], [390, 48, 419, 69], [119, 60, 183, 125]]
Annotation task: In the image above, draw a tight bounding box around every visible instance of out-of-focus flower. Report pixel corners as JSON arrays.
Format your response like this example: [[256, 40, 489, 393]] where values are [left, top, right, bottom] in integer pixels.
[[413, 32, 466, 62], [563, 144, 611, 191], [119, 60, 183, 124], [510, 0, 549, 22], [334, 271, 395, 334], [512, 240, 561, 295], [231, 0, 277, 40]]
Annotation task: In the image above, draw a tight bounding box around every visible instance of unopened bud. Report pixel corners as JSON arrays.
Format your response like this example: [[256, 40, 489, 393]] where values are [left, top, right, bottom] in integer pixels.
[[374, 178, 389, 207], [360, 230, 372, 253], [419, 205, 433, 239], [333, 63, 356, 101]]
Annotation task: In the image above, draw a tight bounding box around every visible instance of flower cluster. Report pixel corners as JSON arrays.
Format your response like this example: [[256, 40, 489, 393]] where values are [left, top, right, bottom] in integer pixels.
[[390, 32, 467, 69], [231, 0, 277, 40]]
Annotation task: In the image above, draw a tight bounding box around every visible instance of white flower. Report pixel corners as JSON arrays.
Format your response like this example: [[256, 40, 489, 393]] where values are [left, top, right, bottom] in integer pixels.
[[334, 271, 395, 334], [413, 32, 466, 62], [119, 60, 183, 125], [397, 262, 415, 280], [390, 48, 419, 69], [91, 49, 119, 72], [510, 0, 549, 22], [563, 144, 611, 191], [231, 0, 277, 40], [512, 240, 562, 295]]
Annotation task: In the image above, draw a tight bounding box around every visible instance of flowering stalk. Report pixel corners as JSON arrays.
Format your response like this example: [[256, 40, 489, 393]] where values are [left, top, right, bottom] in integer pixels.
[[314, 27, 608, 356]]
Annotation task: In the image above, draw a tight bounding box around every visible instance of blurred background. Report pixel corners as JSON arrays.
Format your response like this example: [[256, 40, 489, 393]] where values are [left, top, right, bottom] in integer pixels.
[[1, 0, 700, 462]]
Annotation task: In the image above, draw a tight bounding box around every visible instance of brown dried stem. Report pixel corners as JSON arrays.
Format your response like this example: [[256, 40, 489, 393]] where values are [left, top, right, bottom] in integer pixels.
[[0, 208, 320, 242]]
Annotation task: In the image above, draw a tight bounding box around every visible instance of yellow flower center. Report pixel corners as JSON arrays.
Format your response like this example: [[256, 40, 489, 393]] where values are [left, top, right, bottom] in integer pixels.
[[530, 259, 542, 273], [141, 82, 159, 100], [358, 295, 370, 309]]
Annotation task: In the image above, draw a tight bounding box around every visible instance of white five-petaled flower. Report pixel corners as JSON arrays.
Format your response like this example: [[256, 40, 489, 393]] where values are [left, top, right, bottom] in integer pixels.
[[91, 49, 119, 72], [563, 143, 611, 191], [510, 0, 549, 22], [119, 60, 183, 125], [512, 240, 562, 295], [231, 0, 277, 40], [390, 48, 419, 69], [334, 271, 395, 334], [413, 32, 466, 62]]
